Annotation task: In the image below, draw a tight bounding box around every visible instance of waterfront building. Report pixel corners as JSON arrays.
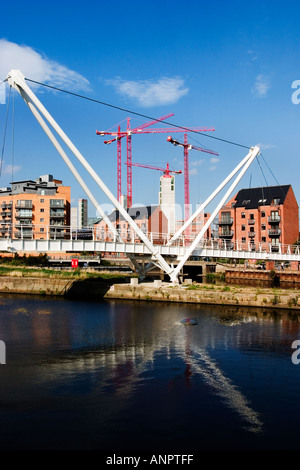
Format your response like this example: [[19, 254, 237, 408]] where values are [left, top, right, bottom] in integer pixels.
[[159, 173, 176, 236], [94, 205, 168, 243], [78, 198, 88, 229], [0, 174, 70, 239], [216, 185, 299, 252]]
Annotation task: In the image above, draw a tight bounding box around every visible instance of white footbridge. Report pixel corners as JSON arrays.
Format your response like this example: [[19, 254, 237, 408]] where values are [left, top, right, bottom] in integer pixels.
[[3, 70, 300, 282]]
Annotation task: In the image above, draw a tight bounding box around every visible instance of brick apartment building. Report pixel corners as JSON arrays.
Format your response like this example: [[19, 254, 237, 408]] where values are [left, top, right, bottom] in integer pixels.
[[217, 185, 299, 252], [94, 205, 168, 242], [0, 175, 70, 240]]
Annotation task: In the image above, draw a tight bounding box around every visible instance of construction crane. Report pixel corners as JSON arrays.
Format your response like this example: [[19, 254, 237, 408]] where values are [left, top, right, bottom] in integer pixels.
[[128, 162, 182, 176], [96, 113, 175, 206], [97, 118, 215, 207], [167, 134, 219, 223]]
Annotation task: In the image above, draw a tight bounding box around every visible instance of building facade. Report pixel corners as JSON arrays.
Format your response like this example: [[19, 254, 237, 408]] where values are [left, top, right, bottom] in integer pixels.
[[94, 205, 168, 243], [217, 185, 299, 251], [0, 175, 70, 240], [159, 173, 176, 236], [78, 198, 88, 229]]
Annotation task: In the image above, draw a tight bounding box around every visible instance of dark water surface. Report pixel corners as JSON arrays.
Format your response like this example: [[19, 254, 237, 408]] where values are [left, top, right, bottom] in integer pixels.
[[0, 293, 300, 451]]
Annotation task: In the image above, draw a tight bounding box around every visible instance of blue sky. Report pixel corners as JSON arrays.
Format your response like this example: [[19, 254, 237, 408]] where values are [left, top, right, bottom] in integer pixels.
[[0, 0, 300, 219]]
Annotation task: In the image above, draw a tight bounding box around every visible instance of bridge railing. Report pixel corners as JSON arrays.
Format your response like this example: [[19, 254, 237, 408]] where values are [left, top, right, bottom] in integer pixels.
[[1, 223, 300, 256]]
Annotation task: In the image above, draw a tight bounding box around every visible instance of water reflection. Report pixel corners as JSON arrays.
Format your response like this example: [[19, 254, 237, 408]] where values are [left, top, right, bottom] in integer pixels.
[[1, 294, 300, 450]]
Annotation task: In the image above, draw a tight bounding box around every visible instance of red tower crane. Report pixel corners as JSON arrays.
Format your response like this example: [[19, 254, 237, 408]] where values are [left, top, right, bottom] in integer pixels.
[[97, 118, 215, 208], [96, 113, 175, 206], [167, 134, 219, 223], [128, 162, 182, 176]]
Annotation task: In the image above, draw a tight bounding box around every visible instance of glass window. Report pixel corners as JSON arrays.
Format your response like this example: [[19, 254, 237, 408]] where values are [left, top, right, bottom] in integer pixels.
[[261, 211, 265, 217], [241, 212, 245, 218], [242, 225, 245, 231], [40, 208, 44, 213]]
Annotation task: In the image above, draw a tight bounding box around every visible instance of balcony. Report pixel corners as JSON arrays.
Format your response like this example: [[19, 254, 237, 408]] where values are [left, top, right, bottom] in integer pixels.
[[248, 231, 255, 238], [50, 232, 65, 239], [268, 215, 281, 223], [50, 210, 65, 218], [269, 228, 281, 237], [50, 200, 64, 208], [15, 230, 32, 239], [15, 201, 33, 209], [15, 213, 33, 219], [15, 221, 32, 227], [248, 219, 255, 225], [218, 217, 233, 225], [219, 230, 234, 238]]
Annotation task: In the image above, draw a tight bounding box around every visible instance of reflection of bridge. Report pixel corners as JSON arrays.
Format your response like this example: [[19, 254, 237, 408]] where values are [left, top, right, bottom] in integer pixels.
[[3, 70, 299, 282]]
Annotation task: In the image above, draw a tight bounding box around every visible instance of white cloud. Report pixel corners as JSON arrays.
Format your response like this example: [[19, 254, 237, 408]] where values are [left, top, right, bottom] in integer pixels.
[[189, 168, 198, 176], [1, 162, 22, 176], [251, 74, 271, 98], [210, 157, 220, 164], [191, 159, 205, 167], [209, 166, 217, 171], [0, 39, 90, 96], [257, 142, 276, 150], [106, 76, 189, 107]]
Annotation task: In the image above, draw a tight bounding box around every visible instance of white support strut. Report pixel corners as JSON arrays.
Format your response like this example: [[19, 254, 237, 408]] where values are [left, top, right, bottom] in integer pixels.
[[17, 86, 120, 239], [169, 146, 260, 283], [168, 146, 261, 244], [6, 69, 174, 277]]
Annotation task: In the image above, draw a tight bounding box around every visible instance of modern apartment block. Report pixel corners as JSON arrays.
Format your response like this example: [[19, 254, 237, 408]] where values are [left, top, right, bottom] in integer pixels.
[[0, 174, 70, 239], [217, 185, 299, 251], [78, 198, 88, 229]]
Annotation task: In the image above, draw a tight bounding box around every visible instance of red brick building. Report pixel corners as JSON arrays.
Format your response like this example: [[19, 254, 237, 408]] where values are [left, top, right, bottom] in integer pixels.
[[217, 185, 299, 252], [94, 205, 168, 242]]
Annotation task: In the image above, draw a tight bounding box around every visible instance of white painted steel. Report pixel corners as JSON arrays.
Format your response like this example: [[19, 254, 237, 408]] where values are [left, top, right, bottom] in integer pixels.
[[169, 146, 261, 282], [6, 70, 174, 277]]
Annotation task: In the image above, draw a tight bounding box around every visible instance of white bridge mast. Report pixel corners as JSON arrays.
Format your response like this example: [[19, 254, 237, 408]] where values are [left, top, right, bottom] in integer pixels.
[[5, 69, 260, 284]]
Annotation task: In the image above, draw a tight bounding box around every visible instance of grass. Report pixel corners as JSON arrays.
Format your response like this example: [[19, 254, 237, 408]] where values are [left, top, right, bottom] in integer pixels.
[[0, 265, 131, 280]]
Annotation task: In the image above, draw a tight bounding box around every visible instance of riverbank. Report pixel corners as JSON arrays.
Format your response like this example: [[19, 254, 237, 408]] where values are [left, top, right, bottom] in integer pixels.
[[1, 272, 300, 310], [104, 279, 300, 310]]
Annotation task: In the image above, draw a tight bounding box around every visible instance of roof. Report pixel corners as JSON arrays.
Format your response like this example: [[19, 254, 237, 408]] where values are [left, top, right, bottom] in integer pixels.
[[233, 185, 291, 209], [95, 205, 160, 223]]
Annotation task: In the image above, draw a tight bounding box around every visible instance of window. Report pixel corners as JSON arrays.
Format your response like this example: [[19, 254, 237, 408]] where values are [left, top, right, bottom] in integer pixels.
[[40, 218, 44, 222], [273, 198, 280, 205], [261, 211, 265, 217], [262, 224, 266, 230], [241, 212, 245, 218], [40, 228, 44, 232], [242, 237, 246, 243], [259, 198, 267, 204], [242, 225, 245, 231], [40, 190, 45, 195], [40, 208, 44, 213], [250, 227, 255, 232], [242, 200, 250, 205], [40, 199, 44, 203], [250, 213, 254, 220], [262, 237, 266, 242]]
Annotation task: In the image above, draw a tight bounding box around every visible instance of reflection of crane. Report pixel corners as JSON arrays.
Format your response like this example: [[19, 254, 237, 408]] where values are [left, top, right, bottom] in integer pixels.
[[96, 113, 175, 206], [167, 134, 219, 223], [127, 162, 182, 176]]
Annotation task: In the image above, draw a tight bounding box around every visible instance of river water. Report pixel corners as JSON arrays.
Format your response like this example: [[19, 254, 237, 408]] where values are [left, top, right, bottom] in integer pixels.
[[0, 293, 300, 451]]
